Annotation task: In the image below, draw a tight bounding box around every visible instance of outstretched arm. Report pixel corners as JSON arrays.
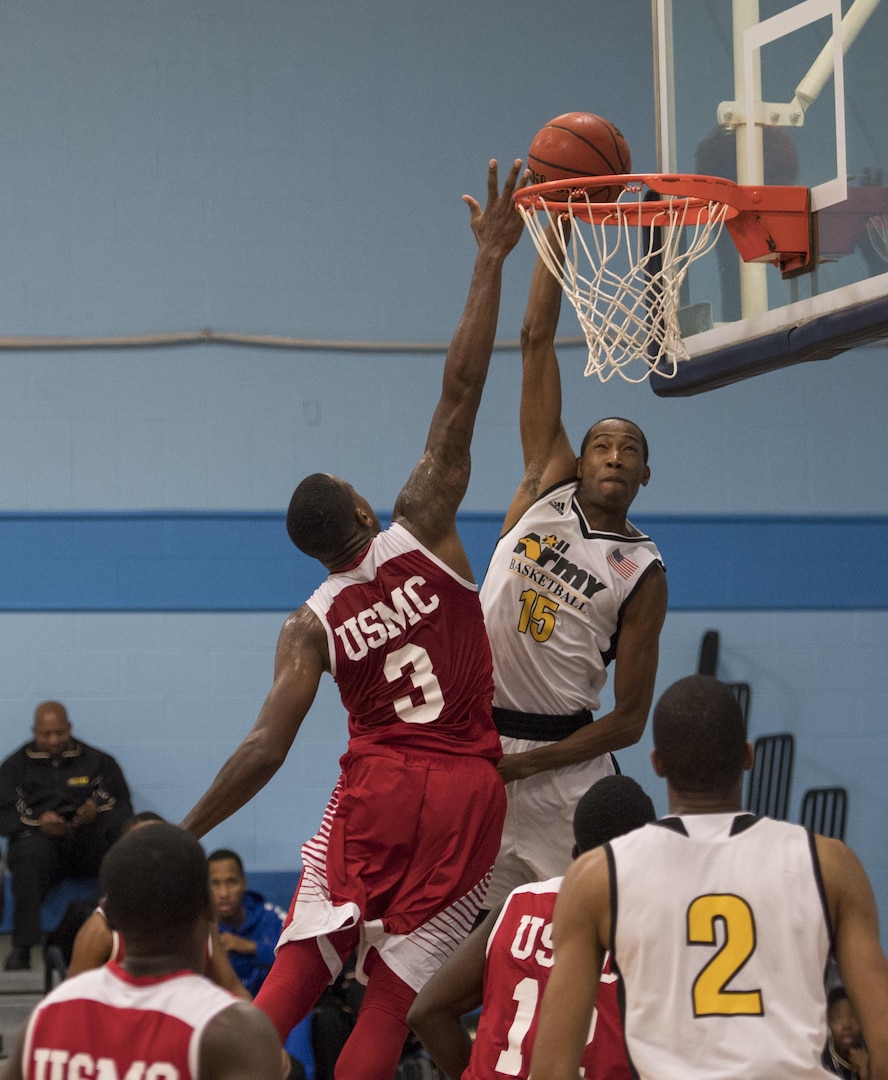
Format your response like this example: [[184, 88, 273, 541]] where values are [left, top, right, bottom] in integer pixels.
[[180, 606, 327, 839], [394, 159, 526, 575], [819, 836, 888, 1080], [501, 217, 577, 535], [408, 905, 502, 1078]]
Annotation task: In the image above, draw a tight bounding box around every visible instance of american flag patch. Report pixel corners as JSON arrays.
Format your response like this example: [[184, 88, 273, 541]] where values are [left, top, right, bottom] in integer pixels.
[[607, 549, 639, 579]]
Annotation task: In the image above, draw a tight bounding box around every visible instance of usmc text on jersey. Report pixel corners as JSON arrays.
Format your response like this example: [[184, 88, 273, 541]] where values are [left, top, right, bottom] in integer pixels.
[[32, 1048, 180, 1080], [333, 574, 440, 661]]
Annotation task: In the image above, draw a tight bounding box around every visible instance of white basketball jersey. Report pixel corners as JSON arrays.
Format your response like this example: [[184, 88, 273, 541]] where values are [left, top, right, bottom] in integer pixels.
[[608, 814, 833, 1080], [480, 479, 663, 714]]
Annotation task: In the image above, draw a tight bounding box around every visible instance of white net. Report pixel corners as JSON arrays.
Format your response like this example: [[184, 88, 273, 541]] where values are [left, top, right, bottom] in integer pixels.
[[516, 183, 731, 383]]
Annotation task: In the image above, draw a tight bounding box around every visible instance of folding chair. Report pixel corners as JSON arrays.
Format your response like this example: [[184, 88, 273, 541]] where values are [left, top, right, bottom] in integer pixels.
[[799, 787, 848, 841], [697, 630, 719, 676], [746, 733, 794, 820]]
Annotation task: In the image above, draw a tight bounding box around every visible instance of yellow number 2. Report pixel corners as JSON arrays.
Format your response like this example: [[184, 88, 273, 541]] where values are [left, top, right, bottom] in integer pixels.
[[687, 894, 764, 1017]]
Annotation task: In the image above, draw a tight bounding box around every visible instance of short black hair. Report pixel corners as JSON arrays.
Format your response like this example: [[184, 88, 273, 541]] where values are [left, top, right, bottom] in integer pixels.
[[208, 848, 245, 876], [580, 418, 649, 464], [101, 822, 210, 940], [573, 774, 656, 853], [653, 675, 747, 794], [286, 473, 356, 560]]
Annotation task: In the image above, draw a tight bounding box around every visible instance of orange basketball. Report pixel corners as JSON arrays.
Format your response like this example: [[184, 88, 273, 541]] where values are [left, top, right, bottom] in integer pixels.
[[527, 112, 632, 202]]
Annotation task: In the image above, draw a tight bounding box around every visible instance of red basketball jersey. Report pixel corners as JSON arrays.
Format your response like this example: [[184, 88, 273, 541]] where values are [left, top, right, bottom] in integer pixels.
[[306, 523, 500, 759], [21, 962, 239, 1080], [465, 878, 631, 1080]]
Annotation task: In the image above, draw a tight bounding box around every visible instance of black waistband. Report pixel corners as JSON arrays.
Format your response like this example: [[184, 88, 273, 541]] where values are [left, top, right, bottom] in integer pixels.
[[492, 706, 594, 742]]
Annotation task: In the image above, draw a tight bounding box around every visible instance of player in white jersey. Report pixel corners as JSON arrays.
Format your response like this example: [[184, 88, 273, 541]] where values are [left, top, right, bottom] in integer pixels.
[[479, 218, 667, 907], [529, 675, 888, 1080], [1, 822, 282, 1080]]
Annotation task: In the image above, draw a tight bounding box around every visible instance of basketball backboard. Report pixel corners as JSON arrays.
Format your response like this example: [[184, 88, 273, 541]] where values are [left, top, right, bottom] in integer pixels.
[[650, 0, 888, 395]]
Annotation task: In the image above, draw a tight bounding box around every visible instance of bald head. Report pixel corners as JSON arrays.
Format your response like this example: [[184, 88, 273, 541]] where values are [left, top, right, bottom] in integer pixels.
[[32, 701, 72, 756]]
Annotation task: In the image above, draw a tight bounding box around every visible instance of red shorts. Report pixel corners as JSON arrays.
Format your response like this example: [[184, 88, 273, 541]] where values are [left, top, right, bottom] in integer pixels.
[[280, 745, 506, 991]]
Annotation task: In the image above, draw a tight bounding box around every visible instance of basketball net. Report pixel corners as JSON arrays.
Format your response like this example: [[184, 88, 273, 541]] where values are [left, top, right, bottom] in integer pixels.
[[516, 183, 730, 383]]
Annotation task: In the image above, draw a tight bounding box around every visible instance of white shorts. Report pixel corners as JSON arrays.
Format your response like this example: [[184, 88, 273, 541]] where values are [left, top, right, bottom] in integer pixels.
[[483, 737, 616, 910]]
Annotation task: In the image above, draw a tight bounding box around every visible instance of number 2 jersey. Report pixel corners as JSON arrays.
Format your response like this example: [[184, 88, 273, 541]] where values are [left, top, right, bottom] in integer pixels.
[[607, 814, 833, 1079], [305, 522, 501, 760], [480, 479, 663, 715], [466, 877, 631, 1080]]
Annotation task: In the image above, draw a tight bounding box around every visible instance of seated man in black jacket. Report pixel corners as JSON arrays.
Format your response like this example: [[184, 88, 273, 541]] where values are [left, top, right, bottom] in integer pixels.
[[0, 700, 133, 970]]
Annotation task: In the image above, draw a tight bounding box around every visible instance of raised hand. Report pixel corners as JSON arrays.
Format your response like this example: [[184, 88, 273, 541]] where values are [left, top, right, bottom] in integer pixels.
[[462, 158, 527, 257]]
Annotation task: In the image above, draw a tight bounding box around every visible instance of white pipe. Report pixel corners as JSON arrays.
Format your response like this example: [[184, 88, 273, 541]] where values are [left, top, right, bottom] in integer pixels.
[[794, 0, 880, 109]]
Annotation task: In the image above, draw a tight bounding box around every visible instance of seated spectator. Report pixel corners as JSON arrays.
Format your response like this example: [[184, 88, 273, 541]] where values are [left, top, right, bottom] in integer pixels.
[[209, 849, 286, 996], [1, 822, 283, 1080], [0, 701, 133, 971], [208, 849, 313, 1080], [823, 985, 870, 1079]]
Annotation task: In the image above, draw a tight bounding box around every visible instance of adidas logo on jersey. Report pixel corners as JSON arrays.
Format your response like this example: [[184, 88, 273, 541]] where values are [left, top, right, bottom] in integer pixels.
[[549, 499, 565, 514]]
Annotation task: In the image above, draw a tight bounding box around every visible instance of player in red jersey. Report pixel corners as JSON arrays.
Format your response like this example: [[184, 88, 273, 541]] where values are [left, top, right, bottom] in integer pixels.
[[408, 774, 655, 1080], [1, 822, 282, 1080], [180, 159, 527, 1080]]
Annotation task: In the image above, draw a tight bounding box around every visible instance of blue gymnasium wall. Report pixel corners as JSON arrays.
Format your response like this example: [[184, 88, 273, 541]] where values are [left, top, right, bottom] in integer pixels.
[[0, 1, 886, 947]]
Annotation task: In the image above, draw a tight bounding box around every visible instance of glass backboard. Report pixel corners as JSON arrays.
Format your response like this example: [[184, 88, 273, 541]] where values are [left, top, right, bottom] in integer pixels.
[[650, 0, 888, 395]]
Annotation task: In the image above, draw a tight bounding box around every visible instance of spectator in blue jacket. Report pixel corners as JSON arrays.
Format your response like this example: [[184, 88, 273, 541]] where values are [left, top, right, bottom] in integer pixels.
[[208, 848, 313, 1080], [208, 849, 285, 996]]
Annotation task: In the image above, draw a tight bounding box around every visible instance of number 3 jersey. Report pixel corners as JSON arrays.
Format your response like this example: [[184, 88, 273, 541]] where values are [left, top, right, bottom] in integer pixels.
[[607, 814, 833, 1080], [305, 522, 501, 761], [480, 479, 663, 715], [466, 878, 631, 1080]]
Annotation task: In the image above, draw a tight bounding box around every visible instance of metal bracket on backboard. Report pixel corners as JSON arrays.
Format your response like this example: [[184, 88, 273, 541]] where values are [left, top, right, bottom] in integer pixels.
[[717, 100, 806, 128]]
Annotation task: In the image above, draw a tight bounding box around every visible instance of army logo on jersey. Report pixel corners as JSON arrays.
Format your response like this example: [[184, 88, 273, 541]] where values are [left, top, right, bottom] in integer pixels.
[[507, 531, 607, 609]]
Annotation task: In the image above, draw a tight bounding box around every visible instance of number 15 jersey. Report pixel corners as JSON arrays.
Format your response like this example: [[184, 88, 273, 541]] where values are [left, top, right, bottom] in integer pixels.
[[480, 479, 663, 716], [607, 814, 833, 1080]]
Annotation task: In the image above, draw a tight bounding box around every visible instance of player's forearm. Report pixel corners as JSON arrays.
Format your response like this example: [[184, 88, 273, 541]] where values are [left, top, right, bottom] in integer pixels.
[[180, 738, 284, 838], [439, 248, 506, 406], [521, 233, 565, 351], [503, 707, 647, 779]]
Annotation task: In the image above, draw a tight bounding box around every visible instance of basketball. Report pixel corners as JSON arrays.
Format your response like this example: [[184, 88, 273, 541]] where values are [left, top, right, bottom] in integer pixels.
[[527, 112, 632, 202]]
